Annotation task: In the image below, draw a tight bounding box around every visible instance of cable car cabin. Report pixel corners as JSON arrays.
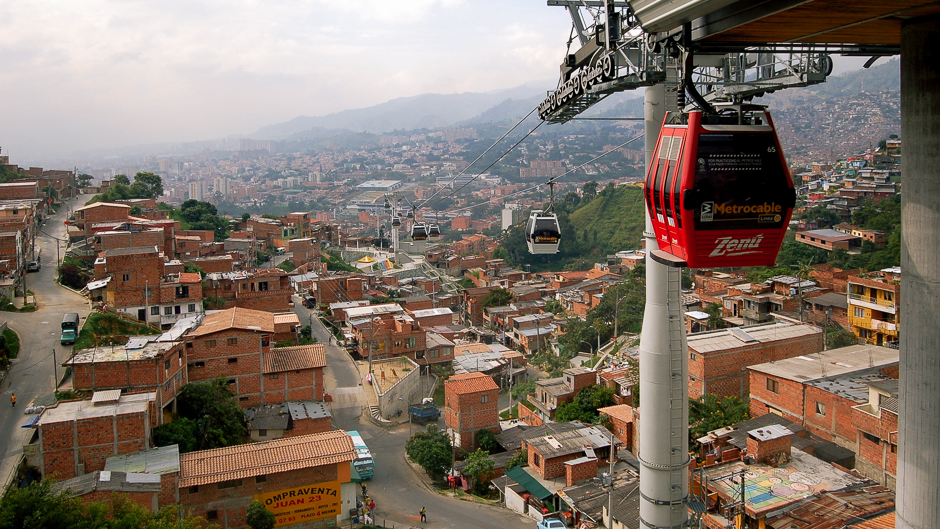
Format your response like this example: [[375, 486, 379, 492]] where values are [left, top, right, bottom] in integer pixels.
[[644, 107, 795, 268], [428, 224, 441, 238], [392, 216, 401, 227], [526, 210, 561, 254], [411, 223, 429, 241]]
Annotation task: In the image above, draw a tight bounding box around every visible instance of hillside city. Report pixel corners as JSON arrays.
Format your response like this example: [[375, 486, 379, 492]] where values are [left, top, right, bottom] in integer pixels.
[[0, 72, 904, 528]]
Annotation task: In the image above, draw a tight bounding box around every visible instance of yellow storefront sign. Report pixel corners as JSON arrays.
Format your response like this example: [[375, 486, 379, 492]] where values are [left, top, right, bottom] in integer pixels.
[[254, 481, 341, 527]]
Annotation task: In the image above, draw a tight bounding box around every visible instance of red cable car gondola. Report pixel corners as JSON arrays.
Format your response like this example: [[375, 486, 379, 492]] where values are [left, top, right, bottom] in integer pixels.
[[645, 105, 795, 268]]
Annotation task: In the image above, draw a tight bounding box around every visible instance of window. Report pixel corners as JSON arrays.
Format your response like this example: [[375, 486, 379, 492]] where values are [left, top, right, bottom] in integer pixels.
[[258, 281, 269, 291], [164, 359, 171, 372], [193, 361, 205, 368], [151, 306, 159, 315], [175, 305, 181, 315], [862, 431, 881, 445], [533, 454, 541, 466], [256, 475, 267, 483], [227, 337, 238, 345], [261, 335, 270, 347], [405, 337, 416, 348], [122, 274, 130, 282], [258, 429, 267, 437], [239, 396, 249, 402], [416, 351, 425, 359], [269, 373, 279, 379], [206, 339, 217, 347], [178, 351, 183, 366], [176, 286, 189, 299], [884, 291, 894, 301], [854, 307, 865, 318], [430, 350, 440, 359], [228, 358, 238, 364], [690, 353, 697, 361], [206, 510, 218, 520], [815, 402, 827, 416], [188, 304, 196, 313], [189, 486, 199, 494], [164, 306, 172, 315], [890, 443, 897, 454], [481, 395, 489, 403], [228, 379, 236, 385], [766, 378, 779, 393]]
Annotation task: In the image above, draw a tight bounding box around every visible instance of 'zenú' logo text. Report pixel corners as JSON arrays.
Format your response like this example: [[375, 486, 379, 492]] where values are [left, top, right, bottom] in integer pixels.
[[709, 235, 764, 257]]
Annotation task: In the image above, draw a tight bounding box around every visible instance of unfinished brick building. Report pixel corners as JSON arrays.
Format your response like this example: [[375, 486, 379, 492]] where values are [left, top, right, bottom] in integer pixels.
[[444, 372, 499, 450]]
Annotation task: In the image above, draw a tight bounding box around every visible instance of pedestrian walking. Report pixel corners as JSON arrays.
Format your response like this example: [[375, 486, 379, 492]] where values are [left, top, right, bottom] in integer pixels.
[[420, 507, 427, 523], [10, 393, 15, 408], [369, 499, 375, 512]]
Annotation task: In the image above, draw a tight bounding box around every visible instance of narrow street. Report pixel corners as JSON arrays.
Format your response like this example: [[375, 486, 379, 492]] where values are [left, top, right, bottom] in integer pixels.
[[291, 295, 536, 528], [0, 194, 93, 488]]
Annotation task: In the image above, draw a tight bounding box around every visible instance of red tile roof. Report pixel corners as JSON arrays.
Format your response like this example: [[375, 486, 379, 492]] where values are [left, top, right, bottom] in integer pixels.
[[598, 404, 634, 424], [178, 272, 202, 284], [263, 344, 326, 374], [852, 512, 895, 529], [178, 430, 355, 487], [188, 307, 274, 337], [446, 372, 498, 394]]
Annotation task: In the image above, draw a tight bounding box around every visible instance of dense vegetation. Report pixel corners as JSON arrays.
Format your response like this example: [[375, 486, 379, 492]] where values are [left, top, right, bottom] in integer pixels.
[[0, 480, 215, 529], [87, 172, 163, 204], [500, 183, 646, 272], [405, 424, 454, 479], [152, 378, 248, 453], [73, 312, 160, 350]]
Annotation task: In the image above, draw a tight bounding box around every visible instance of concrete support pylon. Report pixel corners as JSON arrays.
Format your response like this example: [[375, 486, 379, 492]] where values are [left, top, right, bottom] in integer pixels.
[[638, 82, 689, 529], [897, 16, 940, 529]]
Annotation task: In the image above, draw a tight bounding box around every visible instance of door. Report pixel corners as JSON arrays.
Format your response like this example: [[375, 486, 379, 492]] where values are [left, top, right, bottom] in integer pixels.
[[137, 308, 146, 321]]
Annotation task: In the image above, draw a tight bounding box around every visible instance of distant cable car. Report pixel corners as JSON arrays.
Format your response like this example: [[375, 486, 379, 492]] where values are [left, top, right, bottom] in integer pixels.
[[412, 223, 429, 241], [526, 181, 561, 255], [392, 216, 401, 227], [645, 105, 795, 268], [428, 224, 441, 238]]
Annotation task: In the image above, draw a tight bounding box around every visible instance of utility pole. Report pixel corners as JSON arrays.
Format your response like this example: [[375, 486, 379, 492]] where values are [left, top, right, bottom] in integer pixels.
[[52, 349, 57, 392]]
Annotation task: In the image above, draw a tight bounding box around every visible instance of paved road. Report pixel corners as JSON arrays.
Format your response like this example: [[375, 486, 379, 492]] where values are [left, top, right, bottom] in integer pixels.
[[291, 295, 536, 528], [0, 195, 93, 489]]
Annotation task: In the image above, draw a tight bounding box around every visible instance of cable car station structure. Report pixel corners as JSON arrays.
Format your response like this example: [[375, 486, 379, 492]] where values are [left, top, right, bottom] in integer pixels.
[[538, 2, 940, 528]]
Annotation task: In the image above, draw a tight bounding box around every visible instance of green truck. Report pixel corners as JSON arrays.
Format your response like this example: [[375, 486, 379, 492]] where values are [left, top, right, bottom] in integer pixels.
[[60, 313, 79, 345]]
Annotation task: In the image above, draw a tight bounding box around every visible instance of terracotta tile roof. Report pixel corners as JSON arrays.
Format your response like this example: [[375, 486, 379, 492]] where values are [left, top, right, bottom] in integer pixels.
[[178, 430, 355, 488], [188, 308, 274, 337], [598, 404, 634, 424], [264, 344, 326, 374], [273, 312, 300, 325], [851, 512, 895, 529], [446, 372, 498, 394]]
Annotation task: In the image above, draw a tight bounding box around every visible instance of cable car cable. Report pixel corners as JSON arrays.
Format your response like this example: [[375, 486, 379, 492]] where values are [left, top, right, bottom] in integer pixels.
[[417, 105, 541, 211]]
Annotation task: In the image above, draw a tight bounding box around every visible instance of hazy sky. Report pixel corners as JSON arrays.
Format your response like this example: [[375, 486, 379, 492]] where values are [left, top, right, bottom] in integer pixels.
[[0, 1, 869, 165]]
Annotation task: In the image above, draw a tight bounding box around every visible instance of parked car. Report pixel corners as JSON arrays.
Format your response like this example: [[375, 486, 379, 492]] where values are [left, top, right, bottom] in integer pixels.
[[536, 519, 566, 529], [303, 295, 316, 309], [26, 261, 40, 272]]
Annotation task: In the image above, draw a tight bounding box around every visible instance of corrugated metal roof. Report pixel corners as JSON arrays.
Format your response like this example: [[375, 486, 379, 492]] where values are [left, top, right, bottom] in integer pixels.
[[765, 485, 894, 529], [688, 322, 821, 354]]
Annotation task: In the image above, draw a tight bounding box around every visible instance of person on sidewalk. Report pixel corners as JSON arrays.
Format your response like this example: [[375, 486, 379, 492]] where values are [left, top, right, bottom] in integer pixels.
[[420, 507, 427, 523], [10, 393, 15, 408]]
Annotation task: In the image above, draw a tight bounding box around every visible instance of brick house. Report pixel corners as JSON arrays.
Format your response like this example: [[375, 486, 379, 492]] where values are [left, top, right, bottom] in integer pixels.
[[245, 401, 332, 442], [598, 404, 635, 453], [202, 268, 293, 312], [311, 274, 366, 305], [687, 322, 824, 399], [55, 471, 164, 511], [521, 424, 619, 481], [95, 227, 165, 254], [73, 202, 131, 237], [747, 344, 900, 488], [444, 373, 500, 450], [64, 339, 187, 422], [185, 308, 314, 407], [103, 444, 181, 508], [178, 431, 357, 528], [91, 246, 204, 329], [522, 367, 596, 425], [350, 312, 427, 364], [33, 391, 155, 480]]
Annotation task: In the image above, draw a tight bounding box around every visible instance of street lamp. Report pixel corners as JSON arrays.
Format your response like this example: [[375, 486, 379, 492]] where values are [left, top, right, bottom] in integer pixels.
[[580, 340, 595, 356]]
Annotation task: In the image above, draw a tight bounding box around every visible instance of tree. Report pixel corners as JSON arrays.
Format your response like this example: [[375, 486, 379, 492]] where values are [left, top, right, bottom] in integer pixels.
[[689, 394, 749, 446], [153, 378, 247, 453], [241, 212, 251, 223], [77, 173, 95, 187], [462, 449, 495, 493], [114, 174, 131, 186], [245, 501, 275, 529], [506, 449, 528, 470], [476, 429, 501, 454], [704, 303, 725, 330], [544, 299, 565, 314], [481, 288, 513, 309], [582, 180, 598, 200], [183, 263, 206, 279], [132, 171, 164, 199], [458, 277, 475, 289], [555, 384, 615, 423], [405, 424, 453, 478]]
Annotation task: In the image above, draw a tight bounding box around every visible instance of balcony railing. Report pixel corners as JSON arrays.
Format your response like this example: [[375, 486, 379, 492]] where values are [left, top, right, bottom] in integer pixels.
[[848, 292, 896, 309]]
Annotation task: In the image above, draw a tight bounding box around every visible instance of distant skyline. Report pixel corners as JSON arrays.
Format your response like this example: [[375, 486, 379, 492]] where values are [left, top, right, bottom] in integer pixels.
[[1, 1, 872, 166]]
